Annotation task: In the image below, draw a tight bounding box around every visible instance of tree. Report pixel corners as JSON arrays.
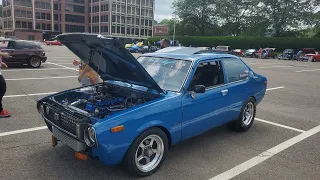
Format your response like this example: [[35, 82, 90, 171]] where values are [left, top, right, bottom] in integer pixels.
[[173, 0, 216, 36], [215, 0, 260, 36], [159, 19, 184, 36], [259, 0, 319, 37]]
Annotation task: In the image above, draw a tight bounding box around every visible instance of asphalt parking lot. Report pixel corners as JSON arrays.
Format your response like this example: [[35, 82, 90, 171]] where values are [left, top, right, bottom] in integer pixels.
[[1, 45, 320, 180]]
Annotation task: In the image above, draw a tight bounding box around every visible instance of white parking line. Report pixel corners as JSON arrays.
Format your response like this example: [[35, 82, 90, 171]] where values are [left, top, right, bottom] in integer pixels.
[[0, 126, 47, 137], [258, 65, 293, 69], [255, 118, 305, 133], [6, 76, 77, 81], [266, 86, 285, 91], [2, 68, 71, 72], [295, 69, 320, 73], [46, 62, 77, 71], [4, 92, 57, 98], [209, 125, 320, 180]]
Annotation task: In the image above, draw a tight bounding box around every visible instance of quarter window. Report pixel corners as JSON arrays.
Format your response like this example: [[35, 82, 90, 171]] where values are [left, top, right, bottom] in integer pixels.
[[222, 58, 249, 83]]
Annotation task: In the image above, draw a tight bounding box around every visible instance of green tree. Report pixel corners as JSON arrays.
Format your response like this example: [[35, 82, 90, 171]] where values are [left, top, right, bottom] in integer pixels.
[[215, 0, 260, 36], [260, 0, 318, 37], [159, 19, 184, 36], [173, 0, 216, 36]]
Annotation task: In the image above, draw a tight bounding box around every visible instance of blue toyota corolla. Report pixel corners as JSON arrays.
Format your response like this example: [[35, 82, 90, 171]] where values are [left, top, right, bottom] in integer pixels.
[[37, 33, 267, 177]]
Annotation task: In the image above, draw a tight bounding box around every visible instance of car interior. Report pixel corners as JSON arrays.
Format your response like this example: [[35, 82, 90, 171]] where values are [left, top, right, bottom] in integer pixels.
[[189, 61, 224, 90]]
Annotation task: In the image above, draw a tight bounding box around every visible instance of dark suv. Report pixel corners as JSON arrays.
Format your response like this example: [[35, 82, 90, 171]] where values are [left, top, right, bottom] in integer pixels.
[[0, 39, 47, 68]]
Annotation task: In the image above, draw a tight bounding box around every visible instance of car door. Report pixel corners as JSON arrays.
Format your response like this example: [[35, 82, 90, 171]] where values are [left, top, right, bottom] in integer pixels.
[[12, 41, 32, 64], [181, 60, 230, 141], [1, 41, 18, 63], [220, 57, 250, 121]]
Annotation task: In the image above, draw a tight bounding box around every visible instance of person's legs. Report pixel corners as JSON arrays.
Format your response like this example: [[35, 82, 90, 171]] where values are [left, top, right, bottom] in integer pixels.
[[0, 75, 11, 117]]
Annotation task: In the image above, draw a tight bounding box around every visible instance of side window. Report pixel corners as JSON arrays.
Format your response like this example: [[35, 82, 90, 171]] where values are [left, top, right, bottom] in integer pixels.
[[15, 41, 36, 49], [7, 41, 15, 49], [222, 58, 249, 83], [189, 61, 224, 89]]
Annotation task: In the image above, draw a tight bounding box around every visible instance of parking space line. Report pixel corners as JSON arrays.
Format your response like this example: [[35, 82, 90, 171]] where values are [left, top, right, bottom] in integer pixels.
[[255, 118, 305, 133], [0, 126, 47, 137], [4, 92, 57, 98], [46, 62, 78, 71], [295, 69, 320, 73], [2, 68, 71, 72], [266, 86, 285, 91], [258, 65, 293, 69], [209, 125, 320, 180], [6, 76, 77, 81]]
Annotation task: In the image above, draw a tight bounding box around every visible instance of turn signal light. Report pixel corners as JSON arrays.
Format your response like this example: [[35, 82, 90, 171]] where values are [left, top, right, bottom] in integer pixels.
[[75, 152, 88, 161], [111, 125, 124, 133]]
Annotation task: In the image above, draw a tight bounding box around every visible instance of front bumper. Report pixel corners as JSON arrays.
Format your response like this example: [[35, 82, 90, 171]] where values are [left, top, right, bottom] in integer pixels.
[[52, 126, 88, 152], [41, 57, 47, 63]]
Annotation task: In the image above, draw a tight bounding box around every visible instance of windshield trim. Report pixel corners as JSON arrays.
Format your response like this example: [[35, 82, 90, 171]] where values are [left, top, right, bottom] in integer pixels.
[[137, 56, 194, 93]]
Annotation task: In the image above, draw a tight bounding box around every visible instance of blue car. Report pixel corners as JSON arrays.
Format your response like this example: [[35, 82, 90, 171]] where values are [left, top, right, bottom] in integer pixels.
[[37, 33, 267, 177]]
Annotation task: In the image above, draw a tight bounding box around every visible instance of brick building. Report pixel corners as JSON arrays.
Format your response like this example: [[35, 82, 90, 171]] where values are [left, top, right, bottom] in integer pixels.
[[2, 0, 155, 41]]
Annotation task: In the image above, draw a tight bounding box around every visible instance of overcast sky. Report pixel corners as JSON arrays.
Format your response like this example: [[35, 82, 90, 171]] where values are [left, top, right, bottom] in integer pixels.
[[0, 1, 174, 22], [155, 0, 174, 22]]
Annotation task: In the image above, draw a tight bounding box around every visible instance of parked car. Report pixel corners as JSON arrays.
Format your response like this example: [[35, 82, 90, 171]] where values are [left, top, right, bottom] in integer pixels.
[[0, 39, 47, 68], [45, 40, 62, 46], [231, 49, 244, 56], [139, 46, 160, 54], [215, 46, 231, 53], [299, 48, 317, 61], [37, 33, 267, 177], [278, 49, 296, 60], [262, 48, 277, 59], [243, 49, 258, 58], [304, 52, 320, 62]]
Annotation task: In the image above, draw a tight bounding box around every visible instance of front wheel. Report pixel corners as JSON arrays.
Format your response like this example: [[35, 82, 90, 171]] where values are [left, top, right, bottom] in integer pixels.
[[229, 97, 256, 132], [28, 56, 42, 68], [124, 128, 169, 177]]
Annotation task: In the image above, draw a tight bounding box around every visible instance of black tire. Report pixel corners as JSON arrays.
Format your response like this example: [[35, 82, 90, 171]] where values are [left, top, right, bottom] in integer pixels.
[[229, 97, 256, 132], [28, 56, 42, 68], [124, 127, 169, 177]]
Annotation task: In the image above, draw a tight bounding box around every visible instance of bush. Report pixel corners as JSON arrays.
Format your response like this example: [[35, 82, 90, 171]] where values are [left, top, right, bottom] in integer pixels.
[[146, 36, 320, 51]]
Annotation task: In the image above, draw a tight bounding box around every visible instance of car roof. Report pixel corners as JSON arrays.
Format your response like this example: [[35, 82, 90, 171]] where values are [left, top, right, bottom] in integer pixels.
[[140, 51, 239, 63]]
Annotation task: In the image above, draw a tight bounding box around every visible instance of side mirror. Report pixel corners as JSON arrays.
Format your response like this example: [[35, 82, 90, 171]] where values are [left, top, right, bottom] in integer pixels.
[[190, 85, 206, 94]]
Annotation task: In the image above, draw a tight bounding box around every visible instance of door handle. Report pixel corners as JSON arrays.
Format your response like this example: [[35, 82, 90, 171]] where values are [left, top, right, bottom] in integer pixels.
[[221, 89, 228, 96]]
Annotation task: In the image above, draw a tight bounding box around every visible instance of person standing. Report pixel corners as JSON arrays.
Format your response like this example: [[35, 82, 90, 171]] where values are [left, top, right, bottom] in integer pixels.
[[296, 50, 302, 61], [258, 48, 263, 59], [160, 38, 170, 49], [0, 51, 11, 118]]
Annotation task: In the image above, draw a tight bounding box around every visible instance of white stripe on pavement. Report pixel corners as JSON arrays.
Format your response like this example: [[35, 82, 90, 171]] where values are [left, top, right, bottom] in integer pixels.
[[2, 68, 71, 72], [258, 65, 293, 69], [255, 118, 305, 133], [0, 126, 47, 137], [6, 76, 77, 81], [46, 62, 78, 71], [296, 69, 320, 73], [209, 125, 320, 180], [4, 92, 57, 98], [266, 86, 285, 91]]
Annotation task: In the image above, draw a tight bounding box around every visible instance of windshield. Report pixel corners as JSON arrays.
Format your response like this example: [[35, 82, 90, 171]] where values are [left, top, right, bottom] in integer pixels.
[[138, 57, 192, 92]]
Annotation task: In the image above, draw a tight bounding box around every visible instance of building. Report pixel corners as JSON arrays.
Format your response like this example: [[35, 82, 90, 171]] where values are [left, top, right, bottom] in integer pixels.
[[2, 0, 154, 41], [153, 24, 168, 36]]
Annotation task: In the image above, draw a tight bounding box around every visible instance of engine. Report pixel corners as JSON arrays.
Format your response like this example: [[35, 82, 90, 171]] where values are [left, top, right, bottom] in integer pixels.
[[58, 84, 148, 119]]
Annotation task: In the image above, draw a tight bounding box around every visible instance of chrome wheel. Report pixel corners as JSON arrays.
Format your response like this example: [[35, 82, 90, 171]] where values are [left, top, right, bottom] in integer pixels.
[[30, 57, 41, 67], [135, 135, 164, 173], [242, 102, 254, 126]]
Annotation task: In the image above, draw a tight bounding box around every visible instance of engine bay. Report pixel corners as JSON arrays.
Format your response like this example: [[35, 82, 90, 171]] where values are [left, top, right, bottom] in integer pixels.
[[51, 83, 159, 119]]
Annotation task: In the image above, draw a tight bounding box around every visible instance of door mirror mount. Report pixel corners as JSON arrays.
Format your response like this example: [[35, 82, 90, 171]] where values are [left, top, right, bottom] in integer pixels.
[[190, 85, 206, 94]]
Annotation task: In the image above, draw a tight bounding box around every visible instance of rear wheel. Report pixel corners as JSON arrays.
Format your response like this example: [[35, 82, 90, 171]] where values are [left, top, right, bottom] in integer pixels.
[[229, 97, 256, 132], [28, 56, 42, 68], [124, 128, 168, 177]]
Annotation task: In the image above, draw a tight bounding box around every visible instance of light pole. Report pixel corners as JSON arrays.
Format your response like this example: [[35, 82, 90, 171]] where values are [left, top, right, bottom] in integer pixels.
[[173, 13, 176, 46]]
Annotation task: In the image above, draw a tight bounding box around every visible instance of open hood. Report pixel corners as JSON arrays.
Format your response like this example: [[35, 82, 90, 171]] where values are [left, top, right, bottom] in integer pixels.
[[55, 33, 163, 94]]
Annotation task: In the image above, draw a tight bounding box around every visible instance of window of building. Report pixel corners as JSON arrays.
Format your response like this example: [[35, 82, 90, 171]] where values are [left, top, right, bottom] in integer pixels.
[[66, 0, 84, 3], [54, 14, 59, 21], [22, 21, 27, 28], [36, 23, 41, 29], [65, 4, 85, 13], [65, 14, 85, 23], [112, 26, 115, 33], [54, 24, 59, 31], [65, 25, 85, 32], [16, 21, 21, 28], [28, 22, 33, 29], [222, 58, 249, 83], [101, 15, 108, 22], [46, 13, 51, 20], [42, 23, 46, 30], [101, 4, 109, 12], [101, 26, 108, 33], [47, 24, 52, 30], [41, 13, 46, 20]]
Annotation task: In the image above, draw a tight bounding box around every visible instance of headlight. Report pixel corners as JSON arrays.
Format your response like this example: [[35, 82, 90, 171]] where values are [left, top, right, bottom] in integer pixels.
[[84, 125, 97, 147], [40, 104, 44, 114]]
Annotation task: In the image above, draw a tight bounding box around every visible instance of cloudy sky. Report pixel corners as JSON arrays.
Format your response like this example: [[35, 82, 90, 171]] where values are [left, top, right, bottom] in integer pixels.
[[154, 0, 174, 22], [0, 0, 174, 22]]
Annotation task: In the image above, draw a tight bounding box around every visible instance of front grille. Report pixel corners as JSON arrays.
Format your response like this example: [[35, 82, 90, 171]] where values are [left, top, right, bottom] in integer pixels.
[[44, 104, 88, 136]]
